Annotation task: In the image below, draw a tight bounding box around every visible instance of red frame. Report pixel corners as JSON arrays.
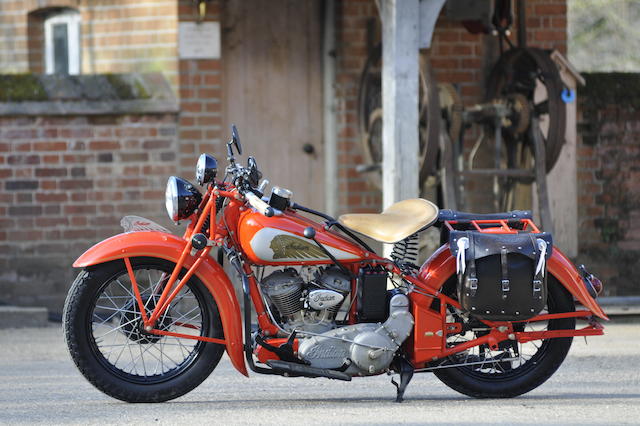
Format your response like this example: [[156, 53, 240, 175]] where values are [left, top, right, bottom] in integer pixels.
[[77, 179, 607, 375]]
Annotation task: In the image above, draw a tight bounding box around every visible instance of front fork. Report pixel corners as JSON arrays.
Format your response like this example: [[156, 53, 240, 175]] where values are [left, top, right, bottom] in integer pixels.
[[124, 191, 225, 345]]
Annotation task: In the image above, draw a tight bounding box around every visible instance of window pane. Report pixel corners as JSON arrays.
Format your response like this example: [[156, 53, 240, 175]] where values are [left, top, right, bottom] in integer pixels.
[[52, 23, 69, 75]]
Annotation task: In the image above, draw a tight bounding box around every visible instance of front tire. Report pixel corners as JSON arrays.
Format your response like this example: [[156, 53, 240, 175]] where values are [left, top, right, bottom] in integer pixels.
[[63, 257, 225, 402], [433, 277, 575, 398]]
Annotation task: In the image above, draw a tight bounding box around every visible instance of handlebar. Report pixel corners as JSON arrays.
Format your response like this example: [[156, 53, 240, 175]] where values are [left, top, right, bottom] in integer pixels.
[[244, 191, 274, 217]]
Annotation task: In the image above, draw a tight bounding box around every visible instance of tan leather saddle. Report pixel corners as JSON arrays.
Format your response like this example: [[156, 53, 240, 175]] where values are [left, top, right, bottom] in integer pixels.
[[338, 199, 439, 244]]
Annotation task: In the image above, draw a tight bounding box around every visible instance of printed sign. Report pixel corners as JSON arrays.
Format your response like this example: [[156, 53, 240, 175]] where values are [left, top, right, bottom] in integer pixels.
[[178, 22, 221, 59]]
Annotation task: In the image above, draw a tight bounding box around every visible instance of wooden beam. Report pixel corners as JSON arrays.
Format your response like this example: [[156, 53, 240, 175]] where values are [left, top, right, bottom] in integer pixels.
[[381, 0, 420, 210], [323, 0, 337, 216]]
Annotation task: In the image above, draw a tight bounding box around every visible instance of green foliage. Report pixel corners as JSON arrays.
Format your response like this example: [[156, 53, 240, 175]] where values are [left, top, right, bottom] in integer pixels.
[[0, 74, 48, 102], [569, 0, 640, 71]]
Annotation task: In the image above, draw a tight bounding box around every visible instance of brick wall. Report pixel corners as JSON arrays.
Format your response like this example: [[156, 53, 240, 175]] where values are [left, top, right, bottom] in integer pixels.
[[0, 0, 179, 89], [333, 0, 568, 215], [0, 113, 179, 310], [176, 0, 224, 178], [576, 73, 640, 296], [0, 0, 579, 311]]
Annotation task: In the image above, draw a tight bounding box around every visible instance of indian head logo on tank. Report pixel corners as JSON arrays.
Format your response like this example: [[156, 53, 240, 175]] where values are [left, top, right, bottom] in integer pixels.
[[269, 235, 326, 259], [247, 227, 360, 262]]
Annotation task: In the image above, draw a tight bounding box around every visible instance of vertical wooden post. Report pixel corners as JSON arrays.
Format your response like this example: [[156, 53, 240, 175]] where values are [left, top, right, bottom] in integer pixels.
[[323, 0, 337, 216], [381, 0, 420, 210]]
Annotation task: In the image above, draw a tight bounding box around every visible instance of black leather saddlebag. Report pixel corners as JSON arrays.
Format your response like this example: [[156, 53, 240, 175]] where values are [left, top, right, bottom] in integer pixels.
[[449, 231, 553, 321]]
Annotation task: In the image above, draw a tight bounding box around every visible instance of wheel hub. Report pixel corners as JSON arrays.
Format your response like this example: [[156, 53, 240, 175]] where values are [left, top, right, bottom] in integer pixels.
[[119, 295, 173, 344]]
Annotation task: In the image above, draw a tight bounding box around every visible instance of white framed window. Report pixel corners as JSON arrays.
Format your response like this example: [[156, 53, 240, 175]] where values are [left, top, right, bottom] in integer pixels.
[[44, 10, 80, 75]]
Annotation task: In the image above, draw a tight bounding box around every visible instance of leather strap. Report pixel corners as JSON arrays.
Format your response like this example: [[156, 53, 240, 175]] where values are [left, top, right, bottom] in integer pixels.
[[467, 232, 478, 297], [500, 247, 510, 299], [529, 234, 544, 299]]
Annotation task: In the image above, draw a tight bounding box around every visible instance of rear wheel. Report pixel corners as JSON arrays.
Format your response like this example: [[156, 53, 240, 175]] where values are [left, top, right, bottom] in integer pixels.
[[63, 257, 224, 402], [433, 276, 575, 398]]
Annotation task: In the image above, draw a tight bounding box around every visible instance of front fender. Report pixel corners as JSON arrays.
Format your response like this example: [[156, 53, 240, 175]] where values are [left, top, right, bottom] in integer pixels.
[[74, 231, 248, 376], [418, 244, 608, 320]]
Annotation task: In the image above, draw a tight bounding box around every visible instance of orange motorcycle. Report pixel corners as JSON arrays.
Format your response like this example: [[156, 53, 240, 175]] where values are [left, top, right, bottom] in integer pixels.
[[64, 125, 607, 403]]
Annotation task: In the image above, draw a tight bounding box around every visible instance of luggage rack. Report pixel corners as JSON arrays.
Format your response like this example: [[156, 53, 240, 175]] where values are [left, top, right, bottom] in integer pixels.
[[443, 218, 541, 235]]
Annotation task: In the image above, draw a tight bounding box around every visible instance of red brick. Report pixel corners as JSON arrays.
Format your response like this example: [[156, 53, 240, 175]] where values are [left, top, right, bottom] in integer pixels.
[[42, 155, 60, 164], [35, 193, 68, 203], [34, 142, 67, 151], [35, 168, 67, 177], [60, 179, 94, 190], [534, 30, 565, 42], [181, 102, 202, 113], [37, 217, 69, 227], [70, 216, 88, 226], [9, 205, 42, 216], [8, 154, 40, 165], [120, 153, 149, 162], [89, 141, 120, 150], [179, 129, 202, 140], [535, 4, 566, 15], [71, 193, 87, 202], [196, 60, 221, 72]]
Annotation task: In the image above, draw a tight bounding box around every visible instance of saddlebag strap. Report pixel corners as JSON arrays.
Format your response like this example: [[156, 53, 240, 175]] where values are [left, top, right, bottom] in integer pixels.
[[466, 237, 478, 297], [500, 247, 509, 299], [529, 234, 545, 300]]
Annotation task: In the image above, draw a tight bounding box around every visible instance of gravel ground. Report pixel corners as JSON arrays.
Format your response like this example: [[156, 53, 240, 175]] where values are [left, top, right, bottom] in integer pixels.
[[0, 320, 639, 425]]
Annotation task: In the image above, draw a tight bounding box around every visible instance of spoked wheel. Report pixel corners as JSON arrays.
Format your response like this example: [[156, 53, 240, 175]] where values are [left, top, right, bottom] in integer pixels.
[[433, 276, 575, 398], [63, 257, 224, 402], [486, 47, 567, 173], [357, 44, 441, 189]]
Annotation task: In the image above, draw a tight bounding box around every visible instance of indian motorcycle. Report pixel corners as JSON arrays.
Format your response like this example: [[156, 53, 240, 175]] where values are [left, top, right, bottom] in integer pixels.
[[64, 125, 607, 402]]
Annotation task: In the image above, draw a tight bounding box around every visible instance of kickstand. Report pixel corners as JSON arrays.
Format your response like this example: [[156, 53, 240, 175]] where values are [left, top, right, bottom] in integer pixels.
[[390, 356, 414, 403]]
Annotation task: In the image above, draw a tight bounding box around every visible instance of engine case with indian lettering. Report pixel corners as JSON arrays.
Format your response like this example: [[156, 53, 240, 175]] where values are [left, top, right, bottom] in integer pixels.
[[297, 293, 414, 376]]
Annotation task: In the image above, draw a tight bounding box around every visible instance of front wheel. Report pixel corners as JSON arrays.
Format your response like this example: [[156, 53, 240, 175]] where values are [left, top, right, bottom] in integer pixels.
[[433, 276, 575, 398], [63, 257, 225, 402]]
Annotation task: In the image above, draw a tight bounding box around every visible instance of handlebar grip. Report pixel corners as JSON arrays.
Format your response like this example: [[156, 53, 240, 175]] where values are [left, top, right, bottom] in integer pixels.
[[245, 192, 274, 217]]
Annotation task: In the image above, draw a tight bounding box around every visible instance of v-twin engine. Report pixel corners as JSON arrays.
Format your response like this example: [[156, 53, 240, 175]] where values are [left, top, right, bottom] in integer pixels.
[[260, 267, 350, 334], [297, 293, 414, 376]]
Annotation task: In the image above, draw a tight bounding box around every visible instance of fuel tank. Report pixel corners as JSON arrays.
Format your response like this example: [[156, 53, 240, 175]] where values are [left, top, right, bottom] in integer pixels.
[[237, 209, 368, 266]]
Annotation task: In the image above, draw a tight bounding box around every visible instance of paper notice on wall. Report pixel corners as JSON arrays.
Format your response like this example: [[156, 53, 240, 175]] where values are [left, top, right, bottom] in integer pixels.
[[178, 22, 221, 59]]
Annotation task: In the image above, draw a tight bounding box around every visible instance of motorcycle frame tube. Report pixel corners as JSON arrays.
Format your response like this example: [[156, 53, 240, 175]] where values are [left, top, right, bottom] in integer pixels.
[[73, 181, 607, 376], [73, 193, 248, 377]]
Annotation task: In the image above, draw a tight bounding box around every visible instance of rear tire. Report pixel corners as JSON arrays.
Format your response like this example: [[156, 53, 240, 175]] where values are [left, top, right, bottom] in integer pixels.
[[63, 257, 225, 402], [433, 277, 575, 398]]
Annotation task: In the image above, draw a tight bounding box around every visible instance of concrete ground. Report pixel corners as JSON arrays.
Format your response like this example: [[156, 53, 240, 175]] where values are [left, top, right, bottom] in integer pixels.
[[0, 321, 639, 425]]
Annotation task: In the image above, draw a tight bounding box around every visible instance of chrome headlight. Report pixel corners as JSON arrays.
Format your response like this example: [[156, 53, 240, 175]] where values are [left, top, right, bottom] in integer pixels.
[[165, 176, 202, 221], [196, 153, 218, 186]]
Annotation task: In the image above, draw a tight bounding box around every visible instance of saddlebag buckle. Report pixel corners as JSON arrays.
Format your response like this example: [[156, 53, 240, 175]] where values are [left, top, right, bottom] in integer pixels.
[[532, 279, 543, 299], [467, 277, 478, 297]]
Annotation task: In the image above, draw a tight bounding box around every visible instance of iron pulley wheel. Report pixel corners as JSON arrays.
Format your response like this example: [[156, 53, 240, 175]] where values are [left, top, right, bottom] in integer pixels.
[[357, 44, 441, 189], [485, 47, 567, 172]]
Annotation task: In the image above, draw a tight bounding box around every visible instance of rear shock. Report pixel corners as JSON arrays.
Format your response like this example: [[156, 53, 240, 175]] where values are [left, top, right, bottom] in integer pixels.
[[390, 233, 419, 269]]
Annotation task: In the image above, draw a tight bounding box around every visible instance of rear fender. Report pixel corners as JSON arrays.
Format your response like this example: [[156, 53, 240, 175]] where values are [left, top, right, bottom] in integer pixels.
[[73, 231, 248, 376], [418, 244, 608, 320]]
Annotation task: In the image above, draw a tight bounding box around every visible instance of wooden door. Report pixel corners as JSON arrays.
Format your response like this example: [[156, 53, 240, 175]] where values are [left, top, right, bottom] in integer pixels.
[[222, 0, 324, 210]]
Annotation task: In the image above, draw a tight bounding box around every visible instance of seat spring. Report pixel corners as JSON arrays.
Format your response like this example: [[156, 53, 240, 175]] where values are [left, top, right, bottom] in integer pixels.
[[391, 233, 419, 266]]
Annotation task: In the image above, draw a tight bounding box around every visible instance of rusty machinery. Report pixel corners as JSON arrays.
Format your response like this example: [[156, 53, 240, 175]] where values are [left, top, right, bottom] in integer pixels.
[[356, 0, 571, 230]]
